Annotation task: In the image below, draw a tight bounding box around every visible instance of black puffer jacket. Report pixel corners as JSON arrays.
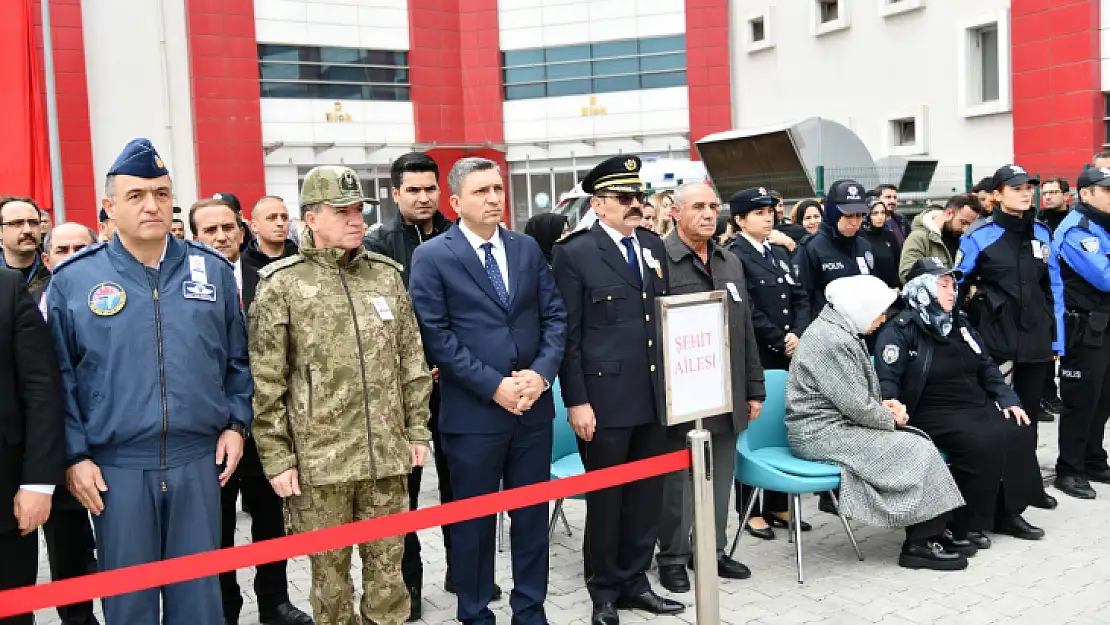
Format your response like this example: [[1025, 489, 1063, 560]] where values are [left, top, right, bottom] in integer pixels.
[[363, 211, 453, 287]]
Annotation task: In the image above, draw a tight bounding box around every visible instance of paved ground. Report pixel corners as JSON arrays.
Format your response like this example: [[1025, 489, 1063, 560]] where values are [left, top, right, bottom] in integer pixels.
[[34, 419, 1110, 624]]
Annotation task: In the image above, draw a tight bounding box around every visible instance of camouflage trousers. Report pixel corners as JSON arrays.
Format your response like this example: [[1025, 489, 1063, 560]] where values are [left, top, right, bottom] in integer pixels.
[[285, 476, 409, 625]]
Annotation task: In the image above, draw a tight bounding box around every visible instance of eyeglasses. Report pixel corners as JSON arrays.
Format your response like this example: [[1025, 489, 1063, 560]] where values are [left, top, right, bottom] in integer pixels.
[[1, 219, 42, 229], [598, 193, 645, 206]]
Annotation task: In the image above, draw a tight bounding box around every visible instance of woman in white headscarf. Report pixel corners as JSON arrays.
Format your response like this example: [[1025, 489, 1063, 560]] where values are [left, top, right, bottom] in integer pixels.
[[785, 275, 968, 571]]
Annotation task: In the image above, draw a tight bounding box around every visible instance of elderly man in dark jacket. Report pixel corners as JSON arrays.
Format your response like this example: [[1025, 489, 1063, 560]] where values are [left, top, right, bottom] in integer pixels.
[[655, 182, 766, 593]]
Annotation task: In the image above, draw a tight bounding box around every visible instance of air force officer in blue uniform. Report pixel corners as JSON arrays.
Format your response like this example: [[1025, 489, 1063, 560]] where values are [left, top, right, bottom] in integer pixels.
[[47, 138, 252, 625], [552, 156, 683, 625], [409, 157, 566, 625]]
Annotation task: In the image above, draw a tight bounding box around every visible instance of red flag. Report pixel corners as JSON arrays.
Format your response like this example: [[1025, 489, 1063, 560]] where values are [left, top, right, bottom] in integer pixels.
[[0, 0, 52, 209]]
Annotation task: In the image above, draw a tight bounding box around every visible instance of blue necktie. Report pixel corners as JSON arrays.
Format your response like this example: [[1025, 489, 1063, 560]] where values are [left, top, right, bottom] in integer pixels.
[[481, 242, 509, 307], [763, 244, 773, 262], [621, 236, 643, 289]]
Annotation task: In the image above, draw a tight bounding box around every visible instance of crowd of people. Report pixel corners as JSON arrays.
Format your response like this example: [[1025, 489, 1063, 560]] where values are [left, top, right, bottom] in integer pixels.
[[2, 137, 1109, 625]]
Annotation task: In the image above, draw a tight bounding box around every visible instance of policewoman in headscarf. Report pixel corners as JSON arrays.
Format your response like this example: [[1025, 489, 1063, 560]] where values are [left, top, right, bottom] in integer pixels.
[[875, 258, 1048, 551]]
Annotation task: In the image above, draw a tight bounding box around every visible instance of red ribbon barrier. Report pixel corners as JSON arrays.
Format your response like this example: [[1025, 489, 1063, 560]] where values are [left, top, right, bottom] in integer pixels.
[[0, 450, 690, 618]]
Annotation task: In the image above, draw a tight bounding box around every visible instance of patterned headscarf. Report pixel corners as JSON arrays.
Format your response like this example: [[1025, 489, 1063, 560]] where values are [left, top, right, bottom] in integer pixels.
[[903, 272, 954, 337]]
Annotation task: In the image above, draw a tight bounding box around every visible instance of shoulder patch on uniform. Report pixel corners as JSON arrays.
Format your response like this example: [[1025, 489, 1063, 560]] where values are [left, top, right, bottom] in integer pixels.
[[555, 228, 591, 245], [881, 344, 900, 364], [184, 240, 234, 268], [1081, 237, 1101, 253], [257, 254, 304, 280], [50, 242, 108, 276], [364, 250, 404, 273]]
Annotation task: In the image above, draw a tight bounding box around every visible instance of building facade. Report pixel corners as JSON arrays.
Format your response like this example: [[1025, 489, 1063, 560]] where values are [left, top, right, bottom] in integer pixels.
[[12, 0, 1105, 228]]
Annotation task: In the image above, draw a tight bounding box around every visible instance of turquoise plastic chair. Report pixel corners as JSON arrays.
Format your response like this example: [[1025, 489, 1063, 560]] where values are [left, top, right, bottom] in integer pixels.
[[729, 369, 864, 583], [549, 379, 584, 539]]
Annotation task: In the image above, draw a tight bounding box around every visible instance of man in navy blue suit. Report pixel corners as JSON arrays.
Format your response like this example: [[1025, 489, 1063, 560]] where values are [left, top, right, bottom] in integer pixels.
[[409, 157, 567, 625]]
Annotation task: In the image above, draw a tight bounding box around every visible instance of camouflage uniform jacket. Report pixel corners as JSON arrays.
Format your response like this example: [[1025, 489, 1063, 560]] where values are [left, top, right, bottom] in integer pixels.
[[249, 229, 433, 486]]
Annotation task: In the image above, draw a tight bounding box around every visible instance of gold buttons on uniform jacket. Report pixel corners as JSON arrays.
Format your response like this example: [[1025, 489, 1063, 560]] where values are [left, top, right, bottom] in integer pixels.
[[642, 293, 647, 299], [651, 365, 656, 372], [648, 340, 653, 347], [645, 314, 651, 322], [607, 295, 612, 300]]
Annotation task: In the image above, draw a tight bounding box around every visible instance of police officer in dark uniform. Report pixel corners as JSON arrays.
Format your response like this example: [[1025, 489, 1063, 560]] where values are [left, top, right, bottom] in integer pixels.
[[955, 164, 1061, 511], [1050, 166, 1110, 500], [725, 187, 813, 538], [793, 180, 876, 321], [552, 155, 682, 625]]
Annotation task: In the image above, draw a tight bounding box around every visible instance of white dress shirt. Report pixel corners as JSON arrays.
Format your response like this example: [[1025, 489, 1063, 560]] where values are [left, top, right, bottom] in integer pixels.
[[457, 221, 510, 295], [598, 220, 643, 282], [741, 232, 771, 256]]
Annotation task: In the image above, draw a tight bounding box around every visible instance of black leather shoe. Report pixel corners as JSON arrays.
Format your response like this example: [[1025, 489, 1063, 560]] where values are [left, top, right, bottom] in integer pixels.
[[938, 530, 977, 557], [994, 514, 1045, 540], [1044, 396, 1063, 414], [658, 564, 690, 593], [1030, 493, 1058, 510], [1055, 474, 1097, 499], [898, 541, 968, 571], [444, 573, 503, 600], [615, 589, 685, 615], [717, 555, 752, 580], [591, 603, 619, 625], [763, 512, 812, 532], [1088, 467, 1110, 484], [406, 585, 421, 622], [744, 522, 775, 540], [817, 493, 838, 515], [260, 602, 314, 625], [960, 530, 992, 550]]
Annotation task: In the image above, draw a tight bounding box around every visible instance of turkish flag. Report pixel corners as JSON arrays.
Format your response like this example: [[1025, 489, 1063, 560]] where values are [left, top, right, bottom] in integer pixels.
[[0, 0, 52, 209]]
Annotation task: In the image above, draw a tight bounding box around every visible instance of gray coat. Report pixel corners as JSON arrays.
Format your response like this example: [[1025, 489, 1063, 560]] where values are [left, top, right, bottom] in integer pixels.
[[662, 233, 765, 437], [784, 306, 964, 527]]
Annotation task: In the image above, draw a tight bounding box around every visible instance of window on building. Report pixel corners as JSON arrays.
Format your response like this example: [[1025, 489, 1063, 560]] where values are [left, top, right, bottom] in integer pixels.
[[818, 0, 840, 23], [501, 35, 687, 100], [259, 45, 410, 101], [973, 25, 1000, 103], [750, 17, 766, 43], [891, 118, 916, 147], [879, 0, 924, 18]]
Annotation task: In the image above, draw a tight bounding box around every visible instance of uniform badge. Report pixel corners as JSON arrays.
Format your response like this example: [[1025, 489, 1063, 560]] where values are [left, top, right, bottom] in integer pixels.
[[1082, 237, 1100, 253], [624, 158, 637, 171], [154, 155, 164, 169], [864, 251, 875, 269], [960, 327, 981, 354], [88, 282, 126, 316], [881, 344, 899, 364], [779, 260, 790, 273], [183, 281, 217, 302]]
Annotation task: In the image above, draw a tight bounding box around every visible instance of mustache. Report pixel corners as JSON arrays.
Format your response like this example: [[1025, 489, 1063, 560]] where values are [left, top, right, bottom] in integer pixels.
[[623, 207, 643, 219]]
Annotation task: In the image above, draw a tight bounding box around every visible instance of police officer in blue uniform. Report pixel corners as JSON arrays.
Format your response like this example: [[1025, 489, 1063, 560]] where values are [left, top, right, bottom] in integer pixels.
[[954, 164, 1061, 511], [47, 138, 253, 625], [553, 155, 682, 625], [725, 187, 812, 539], [1050, 166, 1110, 500], [793, 180, 876, 322]]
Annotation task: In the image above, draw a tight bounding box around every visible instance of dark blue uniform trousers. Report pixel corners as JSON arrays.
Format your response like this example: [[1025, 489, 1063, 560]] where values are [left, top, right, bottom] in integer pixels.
[[443, 420, 552, 625], [94, 455, 222, 625]]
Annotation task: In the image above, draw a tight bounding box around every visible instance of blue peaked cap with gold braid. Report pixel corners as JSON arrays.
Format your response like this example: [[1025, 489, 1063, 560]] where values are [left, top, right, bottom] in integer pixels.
[[581, 155, 644, 195], [108, 138, 169, 179]]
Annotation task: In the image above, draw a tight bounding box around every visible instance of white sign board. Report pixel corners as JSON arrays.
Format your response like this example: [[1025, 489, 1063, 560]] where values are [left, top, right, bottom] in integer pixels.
[[657, 291, 733, 426]]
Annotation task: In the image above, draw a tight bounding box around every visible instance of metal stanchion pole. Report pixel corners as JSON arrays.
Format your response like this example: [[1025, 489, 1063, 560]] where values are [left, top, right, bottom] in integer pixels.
[[688, 419, 719, 624]]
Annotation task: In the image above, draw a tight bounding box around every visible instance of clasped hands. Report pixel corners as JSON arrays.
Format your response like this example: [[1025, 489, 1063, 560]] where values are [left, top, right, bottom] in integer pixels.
[[493, 370, 547, 415], [883, 399, 909, 427]]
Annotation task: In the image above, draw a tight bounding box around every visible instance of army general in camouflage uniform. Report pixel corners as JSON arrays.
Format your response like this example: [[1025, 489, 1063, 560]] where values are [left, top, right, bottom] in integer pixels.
[[249, 165, 434, 625]]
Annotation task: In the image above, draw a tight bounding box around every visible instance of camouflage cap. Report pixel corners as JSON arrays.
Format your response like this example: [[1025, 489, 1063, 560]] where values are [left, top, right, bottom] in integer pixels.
[[299, 165, 369, 208]]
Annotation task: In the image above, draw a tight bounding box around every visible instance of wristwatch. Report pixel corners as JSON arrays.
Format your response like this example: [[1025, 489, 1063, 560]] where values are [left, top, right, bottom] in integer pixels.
[[225, 421, 250, 439]]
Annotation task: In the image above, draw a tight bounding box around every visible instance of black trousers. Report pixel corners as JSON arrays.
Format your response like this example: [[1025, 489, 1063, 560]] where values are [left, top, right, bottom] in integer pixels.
[[578, 423, 667, 605], [903, 512, 951, 547], [735, 482, 787, 516], [1058, 337, 1110, 477], [42, 506, 98, 623], [402, 387, 450, 589], [1042, 364, 1059, 404], [0, 528, 37, 625], [1008, 361, 1052, 451], [219, 472, 290, 620]]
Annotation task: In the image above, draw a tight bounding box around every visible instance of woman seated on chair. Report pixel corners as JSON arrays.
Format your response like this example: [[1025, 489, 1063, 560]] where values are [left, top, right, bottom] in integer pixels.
[[874, 257, 1045, 552], [785, 274, 969, 571]]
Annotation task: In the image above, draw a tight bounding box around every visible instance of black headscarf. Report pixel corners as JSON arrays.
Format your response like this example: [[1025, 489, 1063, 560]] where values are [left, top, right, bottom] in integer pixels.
[[524, 213, 568, 263]]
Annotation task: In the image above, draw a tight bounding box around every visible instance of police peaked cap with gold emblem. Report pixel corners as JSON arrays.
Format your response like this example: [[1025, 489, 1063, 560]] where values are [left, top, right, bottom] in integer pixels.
[[108, 138, 169, 179], [581, 155, 644, 195], [728, 187, 776, 217]]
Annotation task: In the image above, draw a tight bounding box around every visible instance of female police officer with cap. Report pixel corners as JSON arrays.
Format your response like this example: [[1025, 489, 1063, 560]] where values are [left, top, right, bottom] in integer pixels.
[[954, 164, 1061, 511], [726, 187, 812, 540]]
